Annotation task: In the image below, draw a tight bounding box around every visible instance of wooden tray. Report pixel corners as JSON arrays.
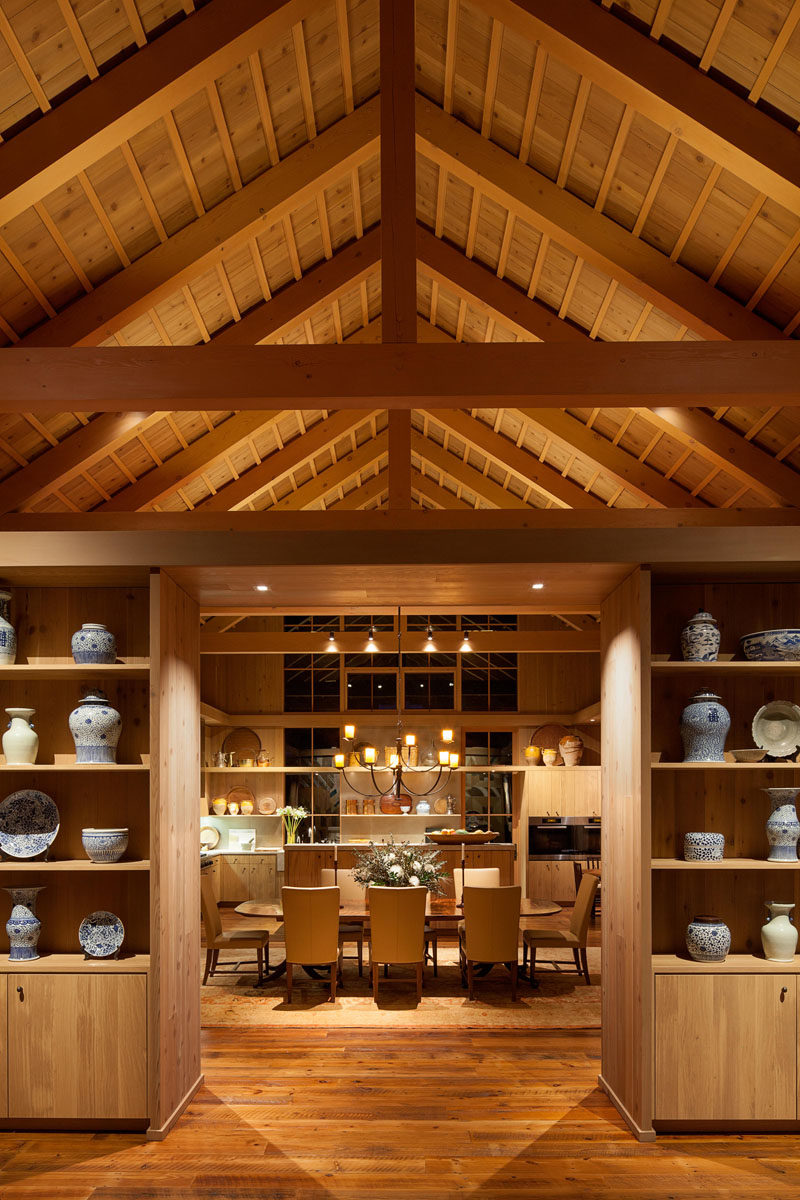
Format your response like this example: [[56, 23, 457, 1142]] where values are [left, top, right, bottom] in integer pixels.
[[426, 830, 499, 845]]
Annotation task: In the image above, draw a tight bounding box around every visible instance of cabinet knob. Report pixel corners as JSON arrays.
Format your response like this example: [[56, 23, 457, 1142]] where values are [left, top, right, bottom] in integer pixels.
[[780, 986, 788, 1002], [16, 985, 23, 1001]]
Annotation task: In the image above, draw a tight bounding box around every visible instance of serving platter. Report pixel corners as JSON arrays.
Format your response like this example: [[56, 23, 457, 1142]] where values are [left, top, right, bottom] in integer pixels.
[[0, 789, 60, 859], [741, 629, 800, 661], [200, 824, 220, 849], [79, 910, 125, 958]]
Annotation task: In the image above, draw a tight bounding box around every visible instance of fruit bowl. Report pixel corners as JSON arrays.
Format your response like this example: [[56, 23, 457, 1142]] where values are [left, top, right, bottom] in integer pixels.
[[426, 829, 499, 845]]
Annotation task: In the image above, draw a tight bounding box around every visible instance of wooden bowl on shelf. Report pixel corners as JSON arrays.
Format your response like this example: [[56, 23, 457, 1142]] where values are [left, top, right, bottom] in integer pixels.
[[426, 830, 499, 845]]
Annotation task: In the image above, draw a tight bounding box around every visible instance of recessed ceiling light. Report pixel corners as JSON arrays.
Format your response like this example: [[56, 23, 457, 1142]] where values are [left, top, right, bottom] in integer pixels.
[[254, 584, 269, 592], [531, 582, 544, 590]]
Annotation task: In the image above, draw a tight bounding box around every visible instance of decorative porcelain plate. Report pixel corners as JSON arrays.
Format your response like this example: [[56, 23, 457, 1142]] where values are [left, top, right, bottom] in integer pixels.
[[752, 701, 800, 758], [257, 795, 277, 814], [433, 796, 449, 815], [0, 789, 60, 859], [79, 910, 125, 958], [200, 824, 220, 849]]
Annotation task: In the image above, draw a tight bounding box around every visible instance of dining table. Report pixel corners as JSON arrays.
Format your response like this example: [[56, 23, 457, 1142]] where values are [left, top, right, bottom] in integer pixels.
[[234, 896, 563, 986]]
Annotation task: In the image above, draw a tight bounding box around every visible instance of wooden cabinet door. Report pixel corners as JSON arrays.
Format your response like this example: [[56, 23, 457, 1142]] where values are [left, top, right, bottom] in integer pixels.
[[218, 855, 249, 902], [8, 973, 148, 1119], [247, 856, 277, 900], [0, 976, 6, 1117], [655, 974, 797, 1120]]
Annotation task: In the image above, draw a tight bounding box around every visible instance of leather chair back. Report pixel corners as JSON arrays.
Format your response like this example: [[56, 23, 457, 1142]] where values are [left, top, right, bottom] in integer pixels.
[[282, 886, 340, 966], [570, 874, 600, 942], [320, 867, 366, 905], [462, 885, 521, 963], [368, 886, 427, 964], [453, 866, 500, 905], [200, 869, 222, 941]]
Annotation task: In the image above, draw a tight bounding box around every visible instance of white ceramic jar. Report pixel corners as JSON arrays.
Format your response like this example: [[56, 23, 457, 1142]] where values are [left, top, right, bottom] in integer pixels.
[[761, 901, 798, 962], [2, 708, 38, 765]]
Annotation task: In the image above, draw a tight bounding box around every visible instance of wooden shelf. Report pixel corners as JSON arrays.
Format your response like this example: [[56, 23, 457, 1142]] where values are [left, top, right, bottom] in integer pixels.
[[651, 660, 800, 674], [0, 953, 149, 973], [653, 953, 800, 974], [0, 763, 149, 771], [652, 858, 800, 870], [652, 761, 800, 770], [0, 663, 149, 679], [0, 860, 150, 872], [207, 813, 280, 818], [341, 813, 460, 818]]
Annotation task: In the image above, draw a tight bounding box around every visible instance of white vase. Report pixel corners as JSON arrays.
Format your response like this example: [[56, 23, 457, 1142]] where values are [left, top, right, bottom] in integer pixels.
[[0, 590, 16, 665], [761, 901, 798, 962], [2, 708, 38, 765]]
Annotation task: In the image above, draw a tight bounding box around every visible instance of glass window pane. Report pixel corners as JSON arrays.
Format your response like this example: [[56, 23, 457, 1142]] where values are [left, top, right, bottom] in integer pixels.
[[489, 773, 513, 814], [464, 733, 489, 766], [489, 813, 512, 841], [464, 774, 487, 814], [429, 672, 455, 708], [346, 673, 371, 708], [489, 732, 514, 764], [372, 673, 397, 708], [284, 729, 312, 767], [312, 772, 339, 812]]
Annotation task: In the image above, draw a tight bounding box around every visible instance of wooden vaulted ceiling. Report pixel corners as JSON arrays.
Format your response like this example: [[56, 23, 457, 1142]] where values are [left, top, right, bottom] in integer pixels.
[[0, 0, 800, 515]]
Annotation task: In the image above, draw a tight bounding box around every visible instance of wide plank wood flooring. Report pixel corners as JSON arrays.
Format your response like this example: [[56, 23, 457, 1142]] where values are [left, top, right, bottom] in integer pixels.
[[3, 1028, 800, 1197]]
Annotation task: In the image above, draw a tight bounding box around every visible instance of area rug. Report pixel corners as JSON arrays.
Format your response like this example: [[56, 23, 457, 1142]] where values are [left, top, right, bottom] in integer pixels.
[[201, 946, 601, 1028]]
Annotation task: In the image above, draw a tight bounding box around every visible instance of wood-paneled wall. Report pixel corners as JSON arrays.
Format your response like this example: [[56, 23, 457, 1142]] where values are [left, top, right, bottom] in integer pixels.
[[201, 617, 283, 713], [149, 571, 201, 1139], [600, 568, 653, 1139]]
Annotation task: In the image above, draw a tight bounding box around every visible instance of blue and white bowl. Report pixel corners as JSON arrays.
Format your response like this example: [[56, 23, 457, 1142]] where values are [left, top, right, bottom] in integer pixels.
[[741, 629, 800, 662], [686, 915, 731, 963], [78, 910, 124, 958], [0, 790, 59, 859], [71, 623, 116, 665], [683, 832, 725, 862], [81, 827, 128, 863]]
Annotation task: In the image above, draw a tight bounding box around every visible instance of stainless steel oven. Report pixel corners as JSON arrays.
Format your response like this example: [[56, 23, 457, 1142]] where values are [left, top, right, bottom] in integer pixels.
[[528, 815, 600, 860]]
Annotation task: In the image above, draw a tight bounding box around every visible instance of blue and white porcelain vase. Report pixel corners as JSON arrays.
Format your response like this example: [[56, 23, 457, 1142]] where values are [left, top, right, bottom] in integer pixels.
[[764, 788, 800, 862], [680, 689, 730, 762], [2, 707, 38, 765], [686, 915, 730, 963], [4, 886, 43, 960], [761, 901, 798, 962], [71, 623, 116, 665], [680, 611, 720, 662], [0, 590, 16, 665], [68, 690, 122, 764]]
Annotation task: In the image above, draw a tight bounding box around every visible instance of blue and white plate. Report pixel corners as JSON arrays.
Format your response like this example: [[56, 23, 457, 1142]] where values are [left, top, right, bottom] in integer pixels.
[[741, 629, 800, 661], [0, 789, 60, 859], [78, 910, 124, 958]]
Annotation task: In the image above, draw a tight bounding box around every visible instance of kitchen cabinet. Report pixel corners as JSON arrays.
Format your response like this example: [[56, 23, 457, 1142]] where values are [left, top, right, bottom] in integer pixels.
[[216, 854, 279, 903], [7, 973, 148, 1119]]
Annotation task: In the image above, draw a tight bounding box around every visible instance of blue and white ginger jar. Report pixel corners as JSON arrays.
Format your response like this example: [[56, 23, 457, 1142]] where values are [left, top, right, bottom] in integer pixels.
[[4, 886, 44, 960], [680, 611, 720, 662], [764, 788, 800, 862], [680, 689, 730, 762], [686, 915, 730, 963], [71, 623, 116, 665], [0, 590, 16, 665], [68, 691, 122, 764]]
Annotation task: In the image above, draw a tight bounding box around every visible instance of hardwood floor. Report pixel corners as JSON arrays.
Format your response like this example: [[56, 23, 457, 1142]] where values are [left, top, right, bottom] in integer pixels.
[[2, 1028, 800, 1197]]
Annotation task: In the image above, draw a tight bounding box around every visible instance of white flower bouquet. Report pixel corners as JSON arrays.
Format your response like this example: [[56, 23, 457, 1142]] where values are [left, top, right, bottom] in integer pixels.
[[351, 838, 447, 893], [275, 805, 308, 844]]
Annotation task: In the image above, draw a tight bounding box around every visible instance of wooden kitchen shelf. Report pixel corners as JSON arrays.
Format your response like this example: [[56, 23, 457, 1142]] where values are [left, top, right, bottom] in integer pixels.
[[0, 860, 150, 872], [0, 953, 150, 973], [0, 663, 150, 679], [652, 858, 800, 870], [652, 954, 800, 974]]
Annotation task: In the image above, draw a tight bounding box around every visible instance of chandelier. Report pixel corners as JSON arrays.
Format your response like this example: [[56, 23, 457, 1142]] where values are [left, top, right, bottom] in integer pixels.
[[333, 608, 459, 800]]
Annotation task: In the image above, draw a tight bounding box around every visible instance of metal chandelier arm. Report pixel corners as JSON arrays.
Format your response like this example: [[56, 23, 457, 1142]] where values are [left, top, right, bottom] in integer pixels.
[[394, 765, 448, 797], [338, 766, 384, 798]]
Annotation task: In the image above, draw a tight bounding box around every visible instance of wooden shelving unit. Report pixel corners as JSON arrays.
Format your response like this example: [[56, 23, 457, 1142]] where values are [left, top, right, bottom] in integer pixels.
[[652, 954, 800, 974], [652, 858, 800, 870], [0, 953, 150, 973], [0, 663, 150, 679], [0, 860, 151, 871]]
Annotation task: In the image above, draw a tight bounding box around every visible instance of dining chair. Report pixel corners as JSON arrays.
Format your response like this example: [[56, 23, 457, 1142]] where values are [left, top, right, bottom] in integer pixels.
[[572, 857, 601, 917], [522, 873, 599, 986], [425, 867, 501, 977], [282, 885, 342, 1002], [458, 884, 521, 1001], [368, 886, 427, 1001], [200, 868, 270, 985], [321, 867, 367, 976]]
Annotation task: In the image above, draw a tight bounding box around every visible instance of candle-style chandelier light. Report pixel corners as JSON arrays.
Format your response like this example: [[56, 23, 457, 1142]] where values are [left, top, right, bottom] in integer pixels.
[[334, 607, 459, 801]]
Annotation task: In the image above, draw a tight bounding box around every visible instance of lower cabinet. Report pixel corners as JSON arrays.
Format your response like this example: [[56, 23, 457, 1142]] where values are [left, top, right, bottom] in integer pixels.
[[654, 973, 797, 1121], [7, 973, 148, 1120], [217, 853, 279, 902]]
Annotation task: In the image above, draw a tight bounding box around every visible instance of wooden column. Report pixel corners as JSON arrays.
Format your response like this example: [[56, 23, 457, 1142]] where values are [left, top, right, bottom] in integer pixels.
[[381, 0, 416, 508], [599, 567, 654, 1140], [149, 569, 202, 1138]]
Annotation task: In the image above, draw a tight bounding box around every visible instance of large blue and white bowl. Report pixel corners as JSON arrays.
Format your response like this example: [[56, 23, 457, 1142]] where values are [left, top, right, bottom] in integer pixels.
[[81, 827, 128, 863], [741, 629, 800, 661]]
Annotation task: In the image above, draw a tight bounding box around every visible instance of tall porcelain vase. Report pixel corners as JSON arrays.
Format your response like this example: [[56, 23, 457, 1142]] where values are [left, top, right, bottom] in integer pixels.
[[764, 788, 800, 862], [2, 708, 38, 765], [0, 590, 16, 665], [761, 901, 798, 962], [4, 887, 44, 960]]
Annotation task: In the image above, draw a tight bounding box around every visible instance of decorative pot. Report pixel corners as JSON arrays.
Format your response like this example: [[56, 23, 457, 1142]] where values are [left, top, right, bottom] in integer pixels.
[[559, 735, 583, 766], [763, 788, 800, 862], [680, 689, 730, 762], [2, 708, 38, 765], [68, 691, 122, 764], [212, 798, 227, 816], [761, 901, 798, 962], [683, 831, 725, 862], [680, 611, 720, 663], [415, 799, 431, 815], [227, 800, 239, 816], [71, 623, 116, 665], [542, 748, 558, 767], [686, 915, 730, 963], [81, 827, 128, 863], [4, 886, 43, 960], [524, 745, 542, 765], [240, 797, 254, 815], [0, 590, 16, 665]]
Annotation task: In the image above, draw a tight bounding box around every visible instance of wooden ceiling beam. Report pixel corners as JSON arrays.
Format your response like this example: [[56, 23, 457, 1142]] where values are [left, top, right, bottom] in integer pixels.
[[417, 225, 586, 343], [412, 430, 532, 509], [199, 628, 599, 652], [6, 342, 800, 411], [327, 471, 387, 510], [271, 431, 388, 510], [197, 409, 378, 512], [411, 468, 476, 510], [483, 0, 800, 216], [415, 95, 782, 342], [0, 0, 320, 229], [431, 410, 607, 509], [21, 99, 380, 347]]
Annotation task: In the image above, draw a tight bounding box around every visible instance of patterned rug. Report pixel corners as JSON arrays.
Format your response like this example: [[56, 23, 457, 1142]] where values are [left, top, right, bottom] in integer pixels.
[[201, 946, 601, 1028]]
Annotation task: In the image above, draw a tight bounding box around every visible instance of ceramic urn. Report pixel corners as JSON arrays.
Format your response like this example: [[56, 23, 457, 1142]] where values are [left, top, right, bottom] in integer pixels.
[[680, 689, 730, 762], [680, 611, 720, 663], [68, 690, 122, 764]]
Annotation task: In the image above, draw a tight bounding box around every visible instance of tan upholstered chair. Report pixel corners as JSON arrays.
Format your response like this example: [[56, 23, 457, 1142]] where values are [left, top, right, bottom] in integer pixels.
[[572, 858, 601, 918], [200, 868, 270, 985], [522, 873, 599, 986], [321, 867, 367, 975], [282, 885, 342, 1002], [369, 886, 427, 1002], [425, 867, 501, 976], [458, 884, 521, 1001]]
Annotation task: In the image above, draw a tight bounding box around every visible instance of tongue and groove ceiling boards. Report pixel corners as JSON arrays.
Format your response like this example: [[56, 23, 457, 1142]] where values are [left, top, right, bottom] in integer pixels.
[[0, 0, 799, 516]]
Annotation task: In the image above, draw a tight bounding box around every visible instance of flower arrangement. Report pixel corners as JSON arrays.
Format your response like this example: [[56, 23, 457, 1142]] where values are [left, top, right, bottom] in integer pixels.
[[351, 838, 448, 893], [275, 805, 308, 844]]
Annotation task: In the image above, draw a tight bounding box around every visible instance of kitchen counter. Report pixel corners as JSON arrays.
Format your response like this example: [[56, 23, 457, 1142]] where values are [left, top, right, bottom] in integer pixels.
[[284, 842, 516, 890]]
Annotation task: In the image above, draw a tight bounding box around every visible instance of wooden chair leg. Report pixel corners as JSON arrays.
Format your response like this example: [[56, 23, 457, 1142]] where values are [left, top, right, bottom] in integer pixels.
[[530, 947, 537, 987], [572, 947, 581, 975], [522, 939, 528, 971], [338, 948, 344, 988], [416, 961, 423, 1001], [203, 949, 213, 985], [384, 962, 389, 978], [211, 949, 220, 972], [510, 960, 518, 1002], [286, 962, 293, 1004], [330, 962, 337, 1002], [467, 959, 475, 1001], [357, 936, 363, 977], [580, 946, 590, 984], [372, 962, 379, 1002], [433, 936, 438, 977], [257, 946, 263, 984]]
